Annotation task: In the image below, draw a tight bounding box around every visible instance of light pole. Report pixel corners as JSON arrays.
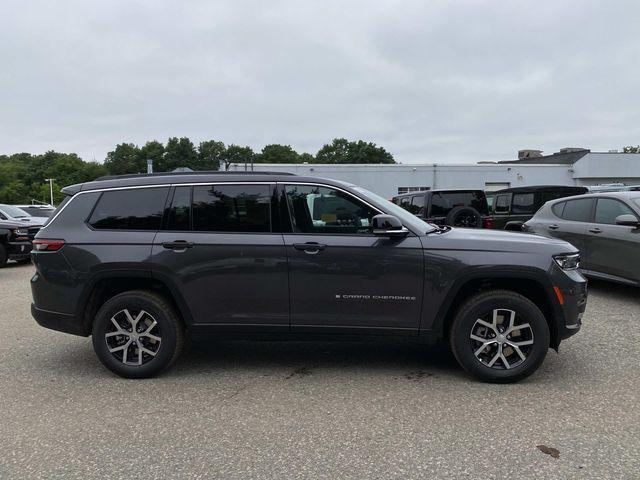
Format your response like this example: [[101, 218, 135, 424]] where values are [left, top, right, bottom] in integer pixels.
[[44, 178, 55, 206]]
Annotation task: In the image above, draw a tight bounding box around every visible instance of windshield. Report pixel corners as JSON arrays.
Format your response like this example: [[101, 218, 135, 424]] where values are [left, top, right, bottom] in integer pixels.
[[352, 186, 438, 233], [0, 205, 30, 218]]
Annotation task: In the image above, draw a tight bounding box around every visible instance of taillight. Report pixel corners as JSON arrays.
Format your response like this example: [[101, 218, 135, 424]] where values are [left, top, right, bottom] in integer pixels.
[[32, 239, 65, 252], [483, 217, 494, 229]]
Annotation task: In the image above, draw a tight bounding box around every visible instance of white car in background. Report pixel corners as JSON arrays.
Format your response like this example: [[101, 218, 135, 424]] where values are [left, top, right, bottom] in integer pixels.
[[0, 204, 48, 225]]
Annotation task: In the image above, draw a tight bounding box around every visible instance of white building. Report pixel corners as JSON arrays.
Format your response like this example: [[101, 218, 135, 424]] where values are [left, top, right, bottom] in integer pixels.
[[229, 148, 640, 198]]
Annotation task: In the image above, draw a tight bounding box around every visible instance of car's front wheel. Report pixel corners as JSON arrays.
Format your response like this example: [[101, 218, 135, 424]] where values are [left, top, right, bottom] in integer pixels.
[[92, 290, 184, 378], [449, 290, 550, 383]]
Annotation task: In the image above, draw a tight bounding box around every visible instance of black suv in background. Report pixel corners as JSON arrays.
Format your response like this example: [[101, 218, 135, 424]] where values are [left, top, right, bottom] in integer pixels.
[[392, 189, 492, 228], [31, 173, 586, 382], [0, 219, 42, 267], [489, 186, 587, 231]]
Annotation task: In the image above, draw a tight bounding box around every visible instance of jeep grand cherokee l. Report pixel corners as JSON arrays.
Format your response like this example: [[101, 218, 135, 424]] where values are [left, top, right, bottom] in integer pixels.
[[30, 172, 587, 382]]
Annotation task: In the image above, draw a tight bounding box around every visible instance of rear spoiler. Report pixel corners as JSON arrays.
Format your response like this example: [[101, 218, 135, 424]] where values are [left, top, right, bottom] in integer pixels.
[[61, 184, 82, 196]]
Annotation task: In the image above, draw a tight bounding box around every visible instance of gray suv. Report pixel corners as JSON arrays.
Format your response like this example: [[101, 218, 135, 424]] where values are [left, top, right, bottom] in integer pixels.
[[523, 191, 640, 286], [31, 172, 587, 382]]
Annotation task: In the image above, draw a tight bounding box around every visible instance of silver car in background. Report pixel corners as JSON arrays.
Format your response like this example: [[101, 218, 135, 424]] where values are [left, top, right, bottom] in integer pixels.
[[524, 192, 640, 287]]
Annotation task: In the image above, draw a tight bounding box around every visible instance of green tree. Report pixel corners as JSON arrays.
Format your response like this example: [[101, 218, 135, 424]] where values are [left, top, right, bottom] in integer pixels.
[[195, 140, 225, 170], [104, 143, 144, 175], [315, 138, 395, 164], [299, 152, 315, 163], [221, 145, 255, 170], [162, 137, 198, 171], [257, 144, 300, 164], [139, 140, 165, 173], [622, 145, 640, 153]]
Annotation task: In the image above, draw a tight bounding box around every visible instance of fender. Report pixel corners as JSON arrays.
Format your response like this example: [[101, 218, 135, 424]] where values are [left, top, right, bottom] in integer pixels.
[[426, 265, 563, 341]]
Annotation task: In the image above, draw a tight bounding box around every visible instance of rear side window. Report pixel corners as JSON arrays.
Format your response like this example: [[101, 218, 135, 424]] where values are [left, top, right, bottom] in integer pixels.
[[89, 187, 169, 230], [594, 198, 637, 224], [430, 192, 489, 216], [494, 195, 510, 213], [511, 193, 535, 214], [165, 186, 191, 231], [411, 195, 426, 216], [560, 198, 594, 222], [192, 184, 271, 232]]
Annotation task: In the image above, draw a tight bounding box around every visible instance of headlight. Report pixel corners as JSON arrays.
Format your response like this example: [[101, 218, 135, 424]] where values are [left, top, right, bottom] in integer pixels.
[[554, 253, 580, 270]]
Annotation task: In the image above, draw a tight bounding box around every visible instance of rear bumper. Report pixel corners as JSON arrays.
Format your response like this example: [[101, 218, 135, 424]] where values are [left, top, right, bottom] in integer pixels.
[[31, 304, 86, 336]]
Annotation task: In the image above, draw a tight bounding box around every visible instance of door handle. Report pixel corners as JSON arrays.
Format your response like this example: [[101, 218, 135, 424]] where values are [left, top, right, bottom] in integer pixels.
[[548, 224, 559, 230], [293, 242, 326, 254], [162, 240, 194, 250], [588, 228, 603, 234]]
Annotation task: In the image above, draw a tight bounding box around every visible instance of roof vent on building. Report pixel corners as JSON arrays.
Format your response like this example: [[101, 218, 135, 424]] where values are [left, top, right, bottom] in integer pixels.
[[557, 147, 590, 154], [518, 149, 543, 159]]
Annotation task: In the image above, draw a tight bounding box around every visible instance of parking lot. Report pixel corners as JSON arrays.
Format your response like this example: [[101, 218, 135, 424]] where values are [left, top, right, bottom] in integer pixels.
[[0, 262, 638, 479]]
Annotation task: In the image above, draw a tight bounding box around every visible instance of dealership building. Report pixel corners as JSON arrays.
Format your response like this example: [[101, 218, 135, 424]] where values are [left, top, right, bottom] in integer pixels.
[[230, 148, 640, 198]]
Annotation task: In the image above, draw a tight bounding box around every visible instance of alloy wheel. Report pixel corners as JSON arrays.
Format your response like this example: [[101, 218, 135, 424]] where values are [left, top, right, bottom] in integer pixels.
[[104, 309, 162, 366], [469, 308, 534, 370]]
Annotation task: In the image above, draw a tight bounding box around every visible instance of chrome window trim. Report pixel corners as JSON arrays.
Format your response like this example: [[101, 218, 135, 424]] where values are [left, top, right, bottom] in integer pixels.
[[42, 180, 390, 232]]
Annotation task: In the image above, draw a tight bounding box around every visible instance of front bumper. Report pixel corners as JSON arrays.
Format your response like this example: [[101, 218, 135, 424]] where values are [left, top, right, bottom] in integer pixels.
[[7, 241, 32, 259], [31, 304, 86, 336], [554, 267, 588, 341]]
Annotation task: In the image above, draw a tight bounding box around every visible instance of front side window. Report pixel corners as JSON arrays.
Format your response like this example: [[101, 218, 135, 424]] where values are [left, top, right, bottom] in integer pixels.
[[561, 198, 594, 222], [284, 184, 377, 234], [594, 198, 637, 225], [89, 187, 169, 230], [511, 193, 535, 214], [192, 184, 271, 232]]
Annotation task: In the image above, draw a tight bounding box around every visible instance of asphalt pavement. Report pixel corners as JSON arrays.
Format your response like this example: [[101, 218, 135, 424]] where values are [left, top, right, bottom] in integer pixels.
[[0, 262, 638, 479]]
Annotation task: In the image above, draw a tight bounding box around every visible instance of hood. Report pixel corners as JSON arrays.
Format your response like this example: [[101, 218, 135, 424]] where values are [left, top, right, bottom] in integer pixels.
[[0, 217, 45, 228], [425, 227, 577, 255]]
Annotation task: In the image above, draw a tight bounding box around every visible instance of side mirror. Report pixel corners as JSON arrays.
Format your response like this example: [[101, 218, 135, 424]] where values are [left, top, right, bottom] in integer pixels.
[[615, 214, 640, 227], [372, 214, 409, 237]]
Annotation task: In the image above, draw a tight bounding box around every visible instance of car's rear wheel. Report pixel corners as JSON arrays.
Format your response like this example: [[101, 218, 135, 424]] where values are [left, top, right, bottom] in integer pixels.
[[449, 290, 550, 383], [92, 290, 184, 378]]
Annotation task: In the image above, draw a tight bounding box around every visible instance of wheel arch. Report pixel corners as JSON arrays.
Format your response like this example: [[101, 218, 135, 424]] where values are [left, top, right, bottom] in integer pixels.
[[431, 270, 562, 349], [78, 272, 193, 336]]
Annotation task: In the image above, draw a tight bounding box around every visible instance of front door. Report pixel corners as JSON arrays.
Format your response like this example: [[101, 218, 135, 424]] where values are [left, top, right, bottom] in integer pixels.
[[150, 183, 289, 330], [585, 197, 640, 282], [280, 183, 424, 333]]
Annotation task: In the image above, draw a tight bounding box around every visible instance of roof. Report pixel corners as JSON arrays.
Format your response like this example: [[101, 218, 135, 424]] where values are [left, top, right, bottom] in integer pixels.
[[493, 185, 588, 194], [499, 150, 590, 165], [393, 189, 485, 198], [60, 171, 360, 196]]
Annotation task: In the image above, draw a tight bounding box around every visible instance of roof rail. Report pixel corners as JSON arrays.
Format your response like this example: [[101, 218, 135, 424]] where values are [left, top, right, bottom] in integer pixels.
[[94, 171, 296, 181]]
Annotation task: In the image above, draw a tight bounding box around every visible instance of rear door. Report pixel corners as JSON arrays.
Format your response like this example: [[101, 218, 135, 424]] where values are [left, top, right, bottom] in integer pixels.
[[584, 197, 640, 282], [547, 198, 595, 263], [150, 183, 289, 330], [280, 183, 424, 333]]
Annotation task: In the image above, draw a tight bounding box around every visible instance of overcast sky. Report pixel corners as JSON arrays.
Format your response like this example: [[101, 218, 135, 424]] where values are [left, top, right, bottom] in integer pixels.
[[1, 1, 639, 164]]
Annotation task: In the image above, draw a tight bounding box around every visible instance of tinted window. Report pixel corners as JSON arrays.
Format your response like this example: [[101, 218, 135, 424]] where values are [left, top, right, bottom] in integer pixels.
[[165, 186, 191, 231], [89, 187, 169, 230], [429, 192, 488, 217], [192, 184, 271, 232], [561, 198, 594, 222], [494, 195, 510, 213], [595, 198, 636, 224], [551, 202, 565, 217], [285, 184, 377, 234], [411, 195, 426, 216], [511, 193, 536, 214]]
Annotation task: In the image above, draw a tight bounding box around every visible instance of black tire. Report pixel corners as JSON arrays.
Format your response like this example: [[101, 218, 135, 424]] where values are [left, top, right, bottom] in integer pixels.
[[449, 290, 550, 383], [0, 243, 7, 267], [445, 206, 482, 228], [92, 290, 184, 378]]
